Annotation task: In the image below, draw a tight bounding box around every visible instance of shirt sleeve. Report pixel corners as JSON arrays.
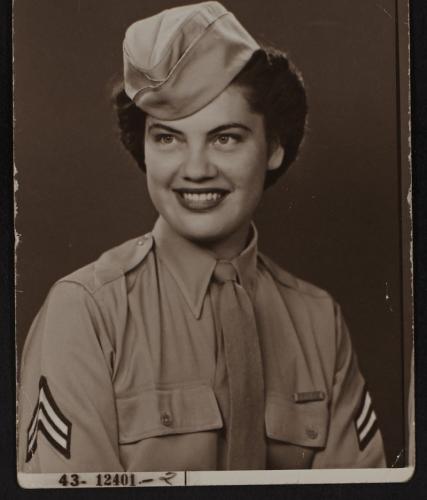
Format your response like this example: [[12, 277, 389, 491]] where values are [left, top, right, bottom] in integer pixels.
[[18, 281, 124, 472], [312, 304, 387, 468]]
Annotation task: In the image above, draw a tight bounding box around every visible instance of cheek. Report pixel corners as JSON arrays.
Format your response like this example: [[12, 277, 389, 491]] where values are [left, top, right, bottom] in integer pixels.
[[144, 146, 180, 186], [228, 148, 269, 190]]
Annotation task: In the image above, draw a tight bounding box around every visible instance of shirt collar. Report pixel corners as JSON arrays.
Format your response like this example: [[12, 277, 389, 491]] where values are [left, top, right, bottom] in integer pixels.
[[152, 217, 259, 319]]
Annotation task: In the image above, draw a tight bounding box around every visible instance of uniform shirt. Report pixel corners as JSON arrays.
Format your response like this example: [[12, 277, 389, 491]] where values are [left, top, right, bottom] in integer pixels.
[[18, 217, 386, 472]]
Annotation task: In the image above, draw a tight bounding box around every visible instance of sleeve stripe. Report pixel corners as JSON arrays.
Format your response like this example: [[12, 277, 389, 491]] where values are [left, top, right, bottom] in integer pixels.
[[27, 387, 42, 439], [354, 385, 380, 451], [37, 409, 68, 449], [359, 410, 377, 441], [357, 403, 374, 435], [37, 420, 71, 459], [356, 390, 371, 429], [29, 403, 69, 441], [26, 376, 72, 462], [28, 391, 70, 444], [28, 406, 39, 439], [28, 405, 69, 453], [27, 422, 38, 453], [39, 389, 69, 436], [359, 419, 379, 451]]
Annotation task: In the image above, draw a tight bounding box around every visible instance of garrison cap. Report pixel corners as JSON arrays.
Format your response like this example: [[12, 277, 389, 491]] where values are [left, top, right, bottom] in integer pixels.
[[123, 1, 259, 120]]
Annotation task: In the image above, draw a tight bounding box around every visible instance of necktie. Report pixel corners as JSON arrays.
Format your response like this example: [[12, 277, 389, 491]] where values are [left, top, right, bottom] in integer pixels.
[[212, 261, 266, 469]]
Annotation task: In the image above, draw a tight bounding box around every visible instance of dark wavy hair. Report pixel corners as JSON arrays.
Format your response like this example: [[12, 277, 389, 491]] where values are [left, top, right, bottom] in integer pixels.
[[113, 46, 307, 189]]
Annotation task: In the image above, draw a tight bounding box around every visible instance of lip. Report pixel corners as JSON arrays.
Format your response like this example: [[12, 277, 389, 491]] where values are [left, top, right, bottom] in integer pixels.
[[173, 188, 230, 211]]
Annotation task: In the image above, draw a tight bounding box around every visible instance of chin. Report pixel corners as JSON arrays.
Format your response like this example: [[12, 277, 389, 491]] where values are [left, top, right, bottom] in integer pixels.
[[166, 212, 231, 241], [178, 222, 230, 244]]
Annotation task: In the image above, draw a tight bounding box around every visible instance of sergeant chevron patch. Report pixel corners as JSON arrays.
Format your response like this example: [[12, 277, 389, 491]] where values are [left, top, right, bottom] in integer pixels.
[[26, 376, 72, 461], [354, 386, 379, 451]]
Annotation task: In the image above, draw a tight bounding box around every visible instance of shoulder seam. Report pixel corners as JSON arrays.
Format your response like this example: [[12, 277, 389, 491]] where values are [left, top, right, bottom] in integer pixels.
[[94, 234, 153, 288], [53, 277, 101, 297], [56, 275, 122, 296], [55, 234, 154, 295]]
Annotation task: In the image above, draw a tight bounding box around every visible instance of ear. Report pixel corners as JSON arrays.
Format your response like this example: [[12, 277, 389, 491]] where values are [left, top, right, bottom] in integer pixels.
[[267, 143, 285, 171]]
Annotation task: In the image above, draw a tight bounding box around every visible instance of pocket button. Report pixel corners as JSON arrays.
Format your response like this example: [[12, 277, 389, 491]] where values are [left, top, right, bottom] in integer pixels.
[[160, 411, 173, 427], [306, 427, 318, 440]]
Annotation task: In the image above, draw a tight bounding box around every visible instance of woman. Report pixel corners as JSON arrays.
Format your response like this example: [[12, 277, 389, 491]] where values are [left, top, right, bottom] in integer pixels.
[[18, 1, 386, 472]]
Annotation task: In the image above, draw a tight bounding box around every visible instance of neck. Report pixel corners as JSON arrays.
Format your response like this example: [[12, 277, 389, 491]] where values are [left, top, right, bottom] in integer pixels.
[[193, 222, 252, 260]]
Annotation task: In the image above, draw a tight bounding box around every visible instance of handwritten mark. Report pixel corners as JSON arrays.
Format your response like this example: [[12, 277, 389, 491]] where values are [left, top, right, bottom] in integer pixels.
[[159, 472, 177, 485], [139, 472, 177, 486]]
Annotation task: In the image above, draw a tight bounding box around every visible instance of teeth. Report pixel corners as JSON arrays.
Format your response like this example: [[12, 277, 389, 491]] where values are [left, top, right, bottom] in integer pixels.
[[182, 192, 222, 202]]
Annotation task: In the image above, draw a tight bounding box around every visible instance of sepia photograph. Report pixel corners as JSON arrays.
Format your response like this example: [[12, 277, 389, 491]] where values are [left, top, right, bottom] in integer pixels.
[[13, 0, 413, 487]]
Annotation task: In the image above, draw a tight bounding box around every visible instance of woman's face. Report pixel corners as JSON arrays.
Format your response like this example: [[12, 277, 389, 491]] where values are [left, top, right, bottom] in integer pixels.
[[144, 85, 283, 256]]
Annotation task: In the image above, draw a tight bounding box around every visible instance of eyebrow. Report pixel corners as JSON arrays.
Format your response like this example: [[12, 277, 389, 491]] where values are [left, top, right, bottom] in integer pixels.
[[147, 123, 184, 135], [208, 123, 252, 135], [147, 122, 252, 135]]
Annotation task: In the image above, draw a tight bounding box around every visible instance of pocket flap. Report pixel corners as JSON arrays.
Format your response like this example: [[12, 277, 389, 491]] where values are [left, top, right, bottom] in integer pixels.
[[266, 394, 329, 448], [117, 385, 223, 444]]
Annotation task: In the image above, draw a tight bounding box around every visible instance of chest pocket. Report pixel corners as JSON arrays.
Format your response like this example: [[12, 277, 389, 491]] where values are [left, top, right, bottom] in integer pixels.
[[266, 393, 329, 469], [116, 385, 224, 471]]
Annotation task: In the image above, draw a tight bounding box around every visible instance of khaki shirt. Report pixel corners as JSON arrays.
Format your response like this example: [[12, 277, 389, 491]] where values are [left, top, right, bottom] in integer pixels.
[[18, 218, 386, 472]]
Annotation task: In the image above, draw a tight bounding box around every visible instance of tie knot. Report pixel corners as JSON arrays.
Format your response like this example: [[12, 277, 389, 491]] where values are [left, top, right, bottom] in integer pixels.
[[213, 261, 237, 283]]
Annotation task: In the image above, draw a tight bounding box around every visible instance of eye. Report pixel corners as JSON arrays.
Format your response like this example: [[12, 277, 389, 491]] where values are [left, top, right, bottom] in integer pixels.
[[213, 134, 241, 147], [154, 134, 177, 145]]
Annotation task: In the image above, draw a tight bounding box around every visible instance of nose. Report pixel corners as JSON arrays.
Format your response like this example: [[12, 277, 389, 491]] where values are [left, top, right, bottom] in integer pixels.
[[181, 145, 218, 182]]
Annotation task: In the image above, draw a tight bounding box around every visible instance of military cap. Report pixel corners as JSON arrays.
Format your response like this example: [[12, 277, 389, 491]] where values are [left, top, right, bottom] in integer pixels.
[[123, 1, 259, 120]]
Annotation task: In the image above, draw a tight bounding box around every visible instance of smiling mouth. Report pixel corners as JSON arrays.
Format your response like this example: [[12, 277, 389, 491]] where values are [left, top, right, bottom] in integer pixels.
[[173, 188, 230, 211]]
